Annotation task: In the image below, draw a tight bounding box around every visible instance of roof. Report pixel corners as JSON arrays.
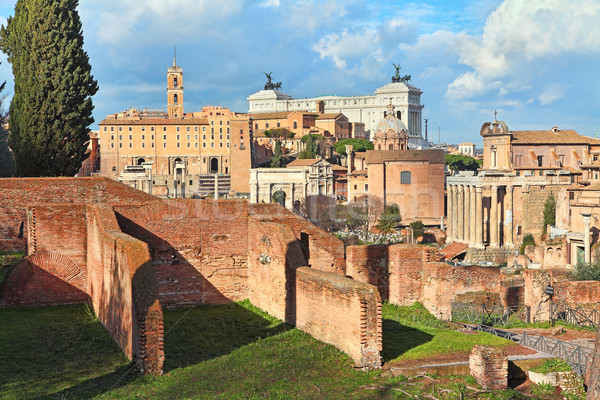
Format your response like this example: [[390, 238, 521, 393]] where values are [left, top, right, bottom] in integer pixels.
[[249, 112, 293, 120], [315, 113, 344, 120], [459, 142, 475, 146], [511, 129, 600, 145], [287, 158, 320, 167], [365, 149, 445, 164], [331, 164, 347, 171], [100, 117, 208, 125]]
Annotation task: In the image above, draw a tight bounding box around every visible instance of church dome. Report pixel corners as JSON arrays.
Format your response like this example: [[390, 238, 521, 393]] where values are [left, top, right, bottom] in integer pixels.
[[375, 103, 406, 137]]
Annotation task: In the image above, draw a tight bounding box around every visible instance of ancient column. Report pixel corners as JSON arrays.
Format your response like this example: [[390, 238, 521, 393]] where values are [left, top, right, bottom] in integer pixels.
[[447, 185, 454, 241], [470, 185, 477, 245], [452, 185, 459, 243], [457, 185, 464, 241], [475, 186, 484, 248], [583, 213, 592, 264], [490, 185, 499, 246], [505, 185, 514, 247], [464, 185, 471, 243]]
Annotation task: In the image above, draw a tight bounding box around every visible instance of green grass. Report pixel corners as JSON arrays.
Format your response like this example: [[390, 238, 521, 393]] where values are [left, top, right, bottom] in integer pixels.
[[0, 251, 25, 285], [530, 358, 572, 373], [382, 302, 513, 362], [0, 301, 551, 399]]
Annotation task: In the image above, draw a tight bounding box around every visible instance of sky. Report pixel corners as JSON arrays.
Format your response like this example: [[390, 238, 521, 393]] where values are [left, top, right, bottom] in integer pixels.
[[0, 0, 599, 146]]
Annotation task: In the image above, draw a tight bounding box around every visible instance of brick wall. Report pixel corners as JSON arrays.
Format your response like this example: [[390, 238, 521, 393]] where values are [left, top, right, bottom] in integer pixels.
[[469, 345, 508, 389], [554, 280, 600, 306], [587, 328, 600, 397], [295, 267, 382, 369], [86, 205, 163, 374], [27, 205, 88, 268], [523, 269, 552, 322], [249, 203, 345, 275], [115, 200, 249, 308], [387, 244, 432, 306], [0, 177, 154, 251], [247, 216, 306, 323], [346, 245, 389, 300]]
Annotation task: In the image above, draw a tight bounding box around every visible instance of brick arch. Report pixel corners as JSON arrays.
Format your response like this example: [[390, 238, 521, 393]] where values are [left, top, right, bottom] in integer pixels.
[[1, 252, 88, 306]]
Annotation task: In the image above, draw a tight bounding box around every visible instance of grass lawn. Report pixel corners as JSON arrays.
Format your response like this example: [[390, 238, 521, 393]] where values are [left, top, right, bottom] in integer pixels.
[[0, 300, 563, 400]]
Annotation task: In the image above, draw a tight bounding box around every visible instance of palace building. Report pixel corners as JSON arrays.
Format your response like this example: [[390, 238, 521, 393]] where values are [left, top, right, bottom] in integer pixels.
[[99, 60, 252, 198], [247, 68, 428, 148]]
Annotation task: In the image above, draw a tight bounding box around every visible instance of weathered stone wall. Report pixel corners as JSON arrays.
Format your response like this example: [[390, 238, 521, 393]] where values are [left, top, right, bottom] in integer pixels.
[[522, 269, 552, 322], [295, 267, 382, 369], [554, 280, 600, 306], [115, 200, 249, 308]]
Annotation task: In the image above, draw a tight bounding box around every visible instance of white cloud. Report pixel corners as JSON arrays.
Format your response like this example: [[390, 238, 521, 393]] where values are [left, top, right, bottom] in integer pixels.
[[89, 0, 243, 46], [446, 0, 600, 100], [289, 0, 352, 33], [538, 84, 566, 106], [259, 0, 280, 7], [314, 29, 378, 69]]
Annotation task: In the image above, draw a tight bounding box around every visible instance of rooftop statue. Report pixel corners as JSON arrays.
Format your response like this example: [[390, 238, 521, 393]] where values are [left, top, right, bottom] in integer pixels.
[[264, 72, 282, 91], [392, 63, 401, 83]]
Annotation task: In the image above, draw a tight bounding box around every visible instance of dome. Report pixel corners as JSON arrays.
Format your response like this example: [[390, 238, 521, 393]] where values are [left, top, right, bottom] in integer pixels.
[[375, 103, 406, 137]]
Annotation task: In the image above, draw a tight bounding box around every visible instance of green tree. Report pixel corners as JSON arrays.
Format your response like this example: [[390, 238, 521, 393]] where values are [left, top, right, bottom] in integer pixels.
[[334, 138, 374, 155], [543, 192, 556, 233], [270, 139, 283, 167], [0, 64, 13, 177], [0, 0, 98, 176], [299, 134, 323, 159], [264, 128, 295, 139], [410, 220, 425, 238], [445, 154, 479, 173], [375, 204, 401, 234]]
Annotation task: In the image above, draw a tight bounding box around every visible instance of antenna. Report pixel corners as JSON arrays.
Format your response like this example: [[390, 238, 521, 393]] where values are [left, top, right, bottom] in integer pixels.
[[173, 45, 177, 66]]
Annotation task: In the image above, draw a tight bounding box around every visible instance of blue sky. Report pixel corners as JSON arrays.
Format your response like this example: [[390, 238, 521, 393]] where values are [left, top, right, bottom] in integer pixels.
[[0, 0, 599, 145]]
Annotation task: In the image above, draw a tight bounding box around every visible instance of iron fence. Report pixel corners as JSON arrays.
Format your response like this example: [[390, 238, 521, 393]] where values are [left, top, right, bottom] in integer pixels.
[[471, 324, 592, 377], [451, 302, 530, 327], [551, 301, 600, 330]]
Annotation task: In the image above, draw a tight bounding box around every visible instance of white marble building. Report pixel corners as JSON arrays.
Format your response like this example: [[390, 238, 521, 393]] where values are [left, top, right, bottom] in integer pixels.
[[247, 78, 428, 148]]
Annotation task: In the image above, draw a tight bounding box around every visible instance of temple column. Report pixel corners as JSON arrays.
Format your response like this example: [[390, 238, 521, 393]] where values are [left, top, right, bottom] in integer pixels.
[[470, 185, 477, 246], [505, 185, 514, 247], [475, 186, 484, 248], [457, 185, 464, 241], [490, 185, 499, 247], [464, 185, 471, 243], [447, 185, 454, 241], [452, 185, 459, 243], [583, 213, 592, 264]]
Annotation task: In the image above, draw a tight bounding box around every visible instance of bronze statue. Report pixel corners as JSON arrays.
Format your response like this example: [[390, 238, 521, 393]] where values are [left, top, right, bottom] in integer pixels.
[[400, 74, 411, 83], [264, 72, 282, 91], [392, 63, 402, 83]]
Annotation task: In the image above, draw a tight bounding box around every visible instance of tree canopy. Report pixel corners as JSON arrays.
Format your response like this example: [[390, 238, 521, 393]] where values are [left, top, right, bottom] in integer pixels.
[[0, 63, 13, 177], [334, 138, 374, 155], [375, 204, 401, 234], [264, 128, 295, 139], [0, 0, 98, 176], [299, 134, 324, 159], [445, 154, 481, 173], [270, 139, 283, 168]]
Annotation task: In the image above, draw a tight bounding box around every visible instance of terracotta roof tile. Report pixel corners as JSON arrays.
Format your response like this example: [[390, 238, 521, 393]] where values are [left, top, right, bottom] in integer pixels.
[[249, 112, 293, 120], [511, 130, 600, 145], [100, 117, 208, 125], [315, 113, 344, 120], [365, 149, 445, 164], [287, 158, 320, 166]]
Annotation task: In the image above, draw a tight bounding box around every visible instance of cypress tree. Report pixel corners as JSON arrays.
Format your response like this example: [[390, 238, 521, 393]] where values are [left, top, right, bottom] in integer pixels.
[[0, 0, 98, 176]]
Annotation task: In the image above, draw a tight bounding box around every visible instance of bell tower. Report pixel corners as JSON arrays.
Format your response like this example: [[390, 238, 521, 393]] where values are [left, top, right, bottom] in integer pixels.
[[167, 49, 183, 118]]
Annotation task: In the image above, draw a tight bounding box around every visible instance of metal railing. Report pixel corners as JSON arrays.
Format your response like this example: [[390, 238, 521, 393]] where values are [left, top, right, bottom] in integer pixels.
[[551, 301, 600, 330], [451, 302, 530, 327], [471, 324, 592, 377]]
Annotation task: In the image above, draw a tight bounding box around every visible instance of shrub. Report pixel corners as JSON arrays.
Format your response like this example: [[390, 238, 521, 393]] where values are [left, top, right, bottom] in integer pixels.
[[530, 358, 571, 373], [571, 259, 600, 281], [520, 233, 535, 255]]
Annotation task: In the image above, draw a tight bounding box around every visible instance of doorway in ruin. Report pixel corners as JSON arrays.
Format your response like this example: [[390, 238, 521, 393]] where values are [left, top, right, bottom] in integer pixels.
[[272, 190, 286, 207], [210, 158, 219, 174]]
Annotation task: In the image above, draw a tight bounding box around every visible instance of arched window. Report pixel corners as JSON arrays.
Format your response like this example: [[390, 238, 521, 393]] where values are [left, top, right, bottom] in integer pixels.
[[173, 94, 178, 105], [137, 158, 146, 165], [173, 77, 178, 87]]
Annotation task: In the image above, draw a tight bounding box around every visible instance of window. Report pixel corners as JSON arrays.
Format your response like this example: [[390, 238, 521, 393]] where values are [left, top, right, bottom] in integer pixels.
[[220, 120, 223, 125], [151, 135, 154, 140], [151, 127, 155, 131], [110, 135, 114, 141], [203, 127, 206, 132], [111, 143, 114, 148], [354, 184, 357, 190], [195, 127, 199, 131], [173, 77, 178, 87], [142, 143, 145, 148], [119, 135, 122, 140], [277, 122, 280, 127], [129, 134, 132, 140], [401, 171, 412, 184], [255, 123, 258, 129], [219, 128, 222, 134], [176, 127, 180, 132], [227, 143, 229, 147], [187, 135, 190, 140], [151, 143, 154, 148], [163, 143, 167, 148], [177, 143, 180, 148], [174, 94, 178, 104], [119, 143, 122, 148], [365, 184, 368, 191], [266, 122, 269, 128], [293, 121, 297, 129], [141, 127, 145, 132], [195, 143, 198, 148], [141, 135, 145, 140], [569, 191, 575, 200], [128, 127, 132, 132], [203, 134, 206, 140], [187, 143, 190, 148], [119, 127, 122, 132], [211, 143, 214, 147], [187, 127, 190, 132], [129, 143, 132, 148], [537, 155, 543, 167], [176, 135, 180, 140], [163, 127, 167, 132], [203, 143, 206, 148], [220, 143, 223, 147], [163, 134, 167, 140]]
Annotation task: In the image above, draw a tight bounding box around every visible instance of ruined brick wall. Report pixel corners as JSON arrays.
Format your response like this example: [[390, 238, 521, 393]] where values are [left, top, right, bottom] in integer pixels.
[[86, 205, 163, 374], [554, 280, 600, 306], [387, 244, 432, 306], [0, 205, 89, 306], [115, 200, 249, 308], [346, 245, 389, 300], [26, 205, 88, 268], [586, 328, 600, 397], [247, 216, 306, 323], [469, 345, 508, 390], [422, 263, 502, 320], [0, 178, 154, 251], [523, 269, 553, 322], [519, 185, 563, 239], [249, 203, 345, 275], [295, 267, 382, 369]]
